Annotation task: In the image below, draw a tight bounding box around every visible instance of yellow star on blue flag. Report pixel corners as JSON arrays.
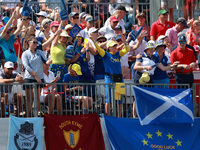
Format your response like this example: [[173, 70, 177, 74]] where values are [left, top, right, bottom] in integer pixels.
[[156, 130, 162, 137]]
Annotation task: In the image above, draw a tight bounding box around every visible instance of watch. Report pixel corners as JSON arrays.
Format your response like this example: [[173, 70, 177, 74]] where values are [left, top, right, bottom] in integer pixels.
[[13, 78, 15, 82]]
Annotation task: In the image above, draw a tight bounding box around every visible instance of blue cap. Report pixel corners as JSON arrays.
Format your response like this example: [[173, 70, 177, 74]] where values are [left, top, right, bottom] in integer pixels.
[[69, 12, 79, 18], [178, 34, 187, 42], [115, 34, 122, 41], [114, 25, 122, 31], [2, 16, 10, 24]]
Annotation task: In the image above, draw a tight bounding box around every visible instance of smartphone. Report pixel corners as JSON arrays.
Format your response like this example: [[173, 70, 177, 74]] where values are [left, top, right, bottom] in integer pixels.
[[57, 71, 61, 78]]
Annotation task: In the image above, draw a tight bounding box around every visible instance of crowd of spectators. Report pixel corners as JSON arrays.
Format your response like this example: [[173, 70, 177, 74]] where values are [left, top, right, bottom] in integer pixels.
[[0, 0, 199, 117]]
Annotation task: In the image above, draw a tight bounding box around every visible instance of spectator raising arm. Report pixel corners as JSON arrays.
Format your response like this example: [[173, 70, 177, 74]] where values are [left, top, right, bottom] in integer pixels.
[[0, 9, 16, 40]]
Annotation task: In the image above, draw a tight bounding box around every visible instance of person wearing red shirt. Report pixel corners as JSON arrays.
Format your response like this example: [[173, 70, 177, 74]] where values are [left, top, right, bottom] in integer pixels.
[[170, 34, 196, 88], [150, 9, 175, 41]]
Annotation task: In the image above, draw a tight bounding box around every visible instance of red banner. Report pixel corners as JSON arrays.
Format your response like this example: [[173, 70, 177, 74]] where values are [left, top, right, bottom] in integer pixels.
[[44, 113, 105, 150]]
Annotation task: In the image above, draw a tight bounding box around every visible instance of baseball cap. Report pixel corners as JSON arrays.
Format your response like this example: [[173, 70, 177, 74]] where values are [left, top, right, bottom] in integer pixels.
[[178, 34, 187, 42], [79, 12, 87, 19], [145, 42, 155, 51], [115, 34, 122, 41], [115, 5, 127, 12], [158, 9, 168, 15], [177, 17, 189, 28], [35, 11, 47, 18], [50, 21, 59, 28], [110, 16, 119, 22], [136, 12, 146, 19], [139, 72, 150, 84], [4, 61, 14, 69], [107, 40, 117, 48], [85, 15, 94, 22], [97, 35, 107, 41], [2, 16, 10, 24], [41, 18, 52, 28], [156, 40, 166, 49], [114, 25, 122, 31], [194, 45, 200, 52], [72, 64, 82, 75], [88, 27, 98, 34], [69, 12, 79, 18]]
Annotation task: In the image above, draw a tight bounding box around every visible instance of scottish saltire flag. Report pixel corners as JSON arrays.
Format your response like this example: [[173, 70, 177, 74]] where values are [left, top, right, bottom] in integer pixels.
[[132, 86, 194, 125], [103, 115, 200, 150], [8, 115, 42, 150]]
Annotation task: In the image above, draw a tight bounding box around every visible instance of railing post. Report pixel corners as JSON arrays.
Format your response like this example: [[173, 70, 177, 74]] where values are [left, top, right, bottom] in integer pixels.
[[33, 83, 38, 117], [192, 83, 197, 117], [111, 83, 116, 117]]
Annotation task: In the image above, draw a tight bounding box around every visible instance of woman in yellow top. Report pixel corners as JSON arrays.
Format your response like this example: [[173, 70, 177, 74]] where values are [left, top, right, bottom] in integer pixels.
[[90, 33, 130, 117], [50, 21, 72, 92]]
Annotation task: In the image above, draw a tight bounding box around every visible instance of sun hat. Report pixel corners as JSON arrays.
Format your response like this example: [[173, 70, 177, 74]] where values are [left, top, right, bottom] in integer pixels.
[[139, 72, 150, 84]]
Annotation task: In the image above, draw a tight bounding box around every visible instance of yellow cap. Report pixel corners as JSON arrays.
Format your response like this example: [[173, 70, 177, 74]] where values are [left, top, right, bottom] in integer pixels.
[[72, 64, 82, 75], [107, 40, 117, 48], [139, 72, 150, 84]]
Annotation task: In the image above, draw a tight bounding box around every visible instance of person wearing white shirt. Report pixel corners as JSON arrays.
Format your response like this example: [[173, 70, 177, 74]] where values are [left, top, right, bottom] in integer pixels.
[[105, 5, 127, 33], [99, 16, 120, 40]]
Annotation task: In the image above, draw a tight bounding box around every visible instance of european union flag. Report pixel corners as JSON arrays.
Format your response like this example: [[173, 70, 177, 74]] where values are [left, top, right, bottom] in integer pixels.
[[69, 24, 82, 39], [132, 86, 194, 125], [8, 115, 42, 150], [103, 115, 200, 150]]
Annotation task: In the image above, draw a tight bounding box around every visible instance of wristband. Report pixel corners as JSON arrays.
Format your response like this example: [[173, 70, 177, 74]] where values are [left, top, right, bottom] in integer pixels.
[[13, 78, 15, 82], [77, 53, 81, 56], [143, 66, 145, 70]]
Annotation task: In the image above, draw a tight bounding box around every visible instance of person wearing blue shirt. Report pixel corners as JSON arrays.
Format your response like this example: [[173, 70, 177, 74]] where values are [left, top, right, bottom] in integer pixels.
[[0, 11, 25, 64], [90, 33, 129, 117], [63, 64, 92, 113], [153, 40, 172, 87]]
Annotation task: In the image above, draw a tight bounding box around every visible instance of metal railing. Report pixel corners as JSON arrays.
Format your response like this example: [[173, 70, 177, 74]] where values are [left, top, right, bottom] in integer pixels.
[[0, 81, 198, 118], [0, 1, 150, 26]]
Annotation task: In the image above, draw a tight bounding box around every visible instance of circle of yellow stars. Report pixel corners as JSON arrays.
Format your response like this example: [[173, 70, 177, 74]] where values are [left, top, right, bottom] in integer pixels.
[[141, 130, 182, 147]]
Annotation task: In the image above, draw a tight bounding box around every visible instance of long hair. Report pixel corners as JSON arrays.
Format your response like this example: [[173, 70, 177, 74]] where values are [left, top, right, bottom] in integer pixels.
[[23, 34, 36, 50]]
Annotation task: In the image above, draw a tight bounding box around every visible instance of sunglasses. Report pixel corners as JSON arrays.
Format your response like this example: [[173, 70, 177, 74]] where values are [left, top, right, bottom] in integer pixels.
[[98, 40, 106, 43], [116, 39, 122, 42], [7, 31, 11, 34], [76, 37, 82, 40], [8, 68, 14, 70], [12, 27, 17, 30], [66, 29, 71, 32], [179, 41, 186, 44], [30, 41, 38, 44], [73, 16, 79, 19], [113, 21, 119, 24]]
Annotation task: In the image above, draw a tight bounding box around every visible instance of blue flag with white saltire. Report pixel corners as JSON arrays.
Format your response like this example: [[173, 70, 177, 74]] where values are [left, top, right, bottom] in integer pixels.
[[103, 115, 200, 150], [8, 115, 42, 150], [132, 85, 194, 125]]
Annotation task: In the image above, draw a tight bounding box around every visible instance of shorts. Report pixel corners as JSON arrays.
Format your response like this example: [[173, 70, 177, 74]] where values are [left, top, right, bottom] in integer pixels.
[[105, 75, 123, 104], [23, 79, 44, 90], [7, 93, 14, 103]]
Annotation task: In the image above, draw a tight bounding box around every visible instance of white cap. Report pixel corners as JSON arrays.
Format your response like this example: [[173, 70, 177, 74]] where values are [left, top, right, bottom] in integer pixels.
[[4, 61, 14, 69], [88, 27, 98, 35], [156, 35, 167, 42], [35, 11, 47, 18]]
